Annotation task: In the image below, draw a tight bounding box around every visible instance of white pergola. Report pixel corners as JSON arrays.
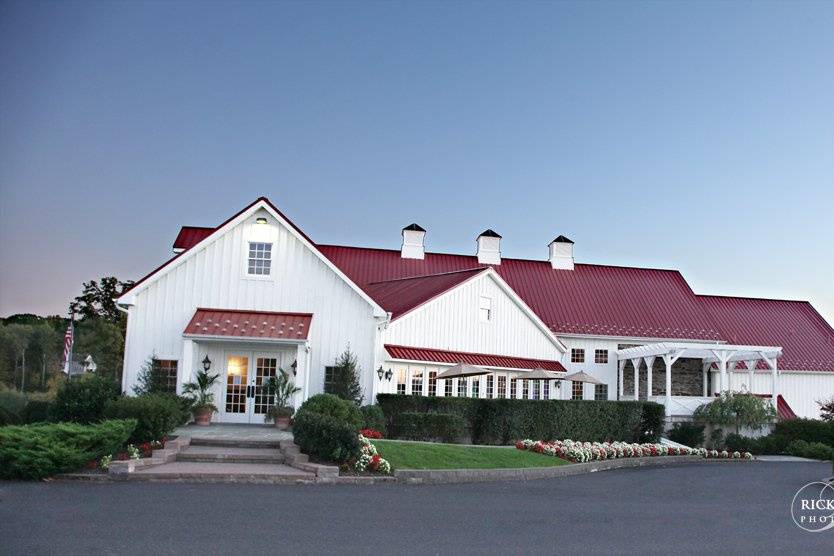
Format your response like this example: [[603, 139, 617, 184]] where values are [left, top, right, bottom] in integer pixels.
[[616, 342, 783, 410]]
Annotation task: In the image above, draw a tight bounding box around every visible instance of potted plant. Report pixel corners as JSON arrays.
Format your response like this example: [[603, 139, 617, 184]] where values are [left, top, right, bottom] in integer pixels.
[[182, 368, 220, 426], [264, 368, 301, 429]]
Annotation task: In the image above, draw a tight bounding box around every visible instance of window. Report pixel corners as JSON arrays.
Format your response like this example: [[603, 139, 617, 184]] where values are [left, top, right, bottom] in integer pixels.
[[571, 348, 585, 363], [522, 379, 529, 399], [411, 369, 423, 396], [572, 381, 584, 400], [324, 365, 340, 394], [486, 375, 494, 398], [457, 378, 467, 397], [497, 376, 506, 398], [594, 349, 609, 364], [428, 371, 437, 397], [471, 378, 480, 398], [543, 380, 550, 400], [247, 242, 272, 276], [594, 384, 608, 401], [531, 380, 540, 400], [444, 378, 453, 397], [509, 378, 516, 399], [479, 296, 492, 322], [396, 369, 407, 395], [153, 359, 178, 394]]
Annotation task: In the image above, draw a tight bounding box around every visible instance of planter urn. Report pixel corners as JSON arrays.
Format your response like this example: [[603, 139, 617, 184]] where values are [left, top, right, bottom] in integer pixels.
[[194, 407, 213, 426]]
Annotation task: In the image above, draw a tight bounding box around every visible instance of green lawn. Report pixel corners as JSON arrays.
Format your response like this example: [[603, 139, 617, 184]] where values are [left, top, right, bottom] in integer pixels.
[[371, 440, 570, 470]]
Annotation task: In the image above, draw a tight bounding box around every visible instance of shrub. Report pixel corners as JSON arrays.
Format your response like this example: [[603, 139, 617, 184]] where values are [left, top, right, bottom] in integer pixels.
[[395, 412, 466, 443], [0, 419, 136, 480], [21, 400, 54, 423], [0, 405, 20, 426], [292, 394, 363, 463], [360, 404, 387, 435], [103, 394, 186, 443], [52, 375, 121, 423], [818, 397, 834, 421], [376, 395, 664, 445], [787, 440, 834, 461], [694, 393, 775, 434], [772, 419, 834, 447], [0, 390, 28, 418], [668, 422, 706, 447], [325, 347, 364, 405]]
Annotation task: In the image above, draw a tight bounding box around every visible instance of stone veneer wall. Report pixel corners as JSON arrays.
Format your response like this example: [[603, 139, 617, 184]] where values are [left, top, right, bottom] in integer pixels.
[[620, 353, 706, 399]]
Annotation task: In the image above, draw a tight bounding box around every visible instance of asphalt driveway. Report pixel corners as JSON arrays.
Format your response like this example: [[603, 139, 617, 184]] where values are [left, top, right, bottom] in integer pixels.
[[1, 461, 831, 555]]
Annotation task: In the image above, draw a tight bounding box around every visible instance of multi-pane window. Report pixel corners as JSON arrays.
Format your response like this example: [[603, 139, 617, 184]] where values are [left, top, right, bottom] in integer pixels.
[[153, 359, 178, 394], [486, 375, 494, 398], [479, 296, 492, 322], [247, 242, 272, 275], [324, 366, 340, 394], [457, 378, 467, 397], [509, 378, 516, 399], [572, 381, 584, 400], [411, 370, 424, 396], [497, 376, 506, 398], [571, 348, 585, 363], [594, 384, 608, 401], [522, 379, 529, 399], [594, 349, 609, 364], [428, 371, 437, 397], [471, 378, 480, 398], [543, 380, 550, 400], [531, 380, 540, 400], [444, 378, 453, 397], [396, 370, 407, 395]]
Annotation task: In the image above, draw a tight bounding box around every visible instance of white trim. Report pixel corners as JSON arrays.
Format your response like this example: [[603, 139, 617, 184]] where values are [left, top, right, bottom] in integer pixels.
[[183, 334, 308, 346], [385, 356, 566, 374], [117, 199, 388, 317]]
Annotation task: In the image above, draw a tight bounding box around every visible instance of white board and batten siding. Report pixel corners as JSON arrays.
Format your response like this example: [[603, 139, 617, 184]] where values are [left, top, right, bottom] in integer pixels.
[[383, 272, 560, 361], [558, 338, 621, 400], [713, 370, 834, 419], [121, 207, 378, 401]]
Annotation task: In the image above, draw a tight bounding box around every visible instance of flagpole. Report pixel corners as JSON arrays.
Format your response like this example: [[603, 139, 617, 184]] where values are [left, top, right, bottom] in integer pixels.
[[64, 311, 75, 376]]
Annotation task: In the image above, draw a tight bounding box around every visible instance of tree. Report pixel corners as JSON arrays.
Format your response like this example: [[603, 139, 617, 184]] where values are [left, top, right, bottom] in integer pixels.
[[327, 346, 364, 405], [69, 277, 134, 327], [818, 397, 834, 421], [694, 392, 776, 434], [73, 319, 125, 382], [0, 324, 32, 391]]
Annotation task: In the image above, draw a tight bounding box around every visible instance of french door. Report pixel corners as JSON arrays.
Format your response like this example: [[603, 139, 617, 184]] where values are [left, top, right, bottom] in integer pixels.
[[222, 352, 280, 423]]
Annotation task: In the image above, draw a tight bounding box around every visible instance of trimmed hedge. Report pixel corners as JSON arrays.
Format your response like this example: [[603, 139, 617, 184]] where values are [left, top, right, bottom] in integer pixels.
[[668, 422, 706, 447], [292, 394, 362, 463], [360, 404, 387, 436], [396, 412, 466, 443], [52, 376, 121, 424], [103, 394, 188, 444], [725, 419, 834, 455], [0, 419, 137, 480], [377, 395, 665, 445]]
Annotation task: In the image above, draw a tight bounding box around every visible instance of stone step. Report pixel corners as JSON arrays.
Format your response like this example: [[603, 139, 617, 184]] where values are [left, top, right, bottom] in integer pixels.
[[177, 445, 285, 464], [129, 461, 315, 483], [188, 437, 283, 449]]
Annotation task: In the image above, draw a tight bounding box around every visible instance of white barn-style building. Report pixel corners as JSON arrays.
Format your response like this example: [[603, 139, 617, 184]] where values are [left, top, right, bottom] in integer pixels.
[[117, 197, 834, 423]]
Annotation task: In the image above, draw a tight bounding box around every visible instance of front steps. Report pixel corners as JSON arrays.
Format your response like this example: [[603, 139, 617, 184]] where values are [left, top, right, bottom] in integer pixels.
[[177, 444, 286, 464]]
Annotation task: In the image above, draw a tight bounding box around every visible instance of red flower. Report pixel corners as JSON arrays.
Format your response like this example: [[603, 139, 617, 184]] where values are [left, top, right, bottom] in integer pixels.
[[360, 428, 383, 439], [370, 454, 381, 470]]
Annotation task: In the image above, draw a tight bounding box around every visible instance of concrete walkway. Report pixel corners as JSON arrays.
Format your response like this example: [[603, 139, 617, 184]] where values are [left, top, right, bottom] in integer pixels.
[[172, 423, 294, 443]]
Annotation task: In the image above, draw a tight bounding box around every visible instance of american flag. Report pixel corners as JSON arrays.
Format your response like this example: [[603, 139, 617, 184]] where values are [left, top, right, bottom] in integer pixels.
[[62, 320, 74, 374]]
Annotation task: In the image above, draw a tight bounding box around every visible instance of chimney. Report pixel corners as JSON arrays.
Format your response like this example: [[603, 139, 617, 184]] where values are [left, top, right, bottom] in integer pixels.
[[476, 229, 502, 265], [548, 235, 574, 270], [401, 223, 426, 259]]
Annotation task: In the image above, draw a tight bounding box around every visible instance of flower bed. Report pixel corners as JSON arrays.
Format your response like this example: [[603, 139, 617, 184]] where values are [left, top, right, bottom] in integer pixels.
[[360, 428, 383, 439], [353, 434, 392, 474], [515, 439, 752, 462]]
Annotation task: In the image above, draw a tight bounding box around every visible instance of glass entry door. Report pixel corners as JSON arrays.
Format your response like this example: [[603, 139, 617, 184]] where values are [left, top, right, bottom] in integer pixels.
[[222, 352, 281, 423]]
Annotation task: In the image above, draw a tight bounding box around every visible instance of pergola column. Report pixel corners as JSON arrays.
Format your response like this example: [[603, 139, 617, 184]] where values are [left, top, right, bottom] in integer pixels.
[[645, 356, 656, 399], [630, 358, 642, 400], [661, 350, 684, 409], [746, 360, 757, 393], [618, 359, 626, 400], [702, 362, 710, 397], [761, 353, 778, 407]]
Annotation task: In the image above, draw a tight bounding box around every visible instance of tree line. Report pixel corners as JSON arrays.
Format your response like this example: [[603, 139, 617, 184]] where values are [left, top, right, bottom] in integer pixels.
[[0, 277, 133, 392]]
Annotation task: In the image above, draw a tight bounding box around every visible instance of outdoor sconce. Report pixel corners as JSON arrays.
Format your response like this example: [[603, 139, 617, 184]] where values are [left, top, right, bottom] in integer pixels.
[[384, 368, 393, 381], [202, 355, 212, 372], [555, 380, 561, 389], [291, 360, 298, 376], [377, 366, 385, 380]]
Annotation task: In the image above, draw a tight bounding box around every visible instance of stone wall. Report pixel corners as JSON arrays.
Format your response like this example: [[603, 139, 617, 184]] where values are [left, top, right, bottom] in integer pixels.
[[620, 356, 705, 399]]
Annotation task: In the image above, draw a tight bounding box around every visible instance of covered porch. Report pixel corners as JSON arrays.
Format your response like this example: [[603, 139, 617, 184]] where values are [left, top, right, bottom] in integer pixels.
[[616, 342, 782, 419]]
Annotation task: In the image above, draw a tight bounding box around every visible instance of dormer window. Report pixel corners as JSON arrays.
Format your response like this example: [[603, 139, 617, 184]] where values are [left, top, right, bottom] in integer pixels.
[[479, 296, 492, 322], [247, 242, 272, 275]]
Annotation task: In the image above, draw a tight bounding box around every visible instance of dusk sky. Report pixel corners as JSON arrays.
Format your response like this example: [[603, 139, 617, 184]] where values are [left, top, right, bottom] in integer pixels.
[[1, 1, 832, 326]]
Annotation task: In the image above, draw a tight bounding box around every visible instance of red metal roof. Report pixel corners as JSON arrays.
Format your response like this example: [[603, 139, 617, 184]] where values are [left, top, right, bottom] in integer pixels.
[[777, 395, 798, 420], [365, 268, 485, 319], [184, 308, 312, 341], [173, 226, 215, 250], [699, 295, 834, 372], [385, 344, 567, 371], [319, 245, 723, 341]]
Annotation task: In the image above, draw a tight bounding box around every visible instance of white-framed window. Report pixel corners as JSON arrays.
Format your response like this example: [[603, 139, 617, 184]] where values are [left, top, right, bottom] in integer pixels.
[[509, 378, 516, 399], [522, 379, 529, 399], [572, 381, 584, 400], [497, 376, 506, 398], [531, 380, 540, 400], [444, 378, 453, 397], [153, 359, 178, 394], [571, 348, 585, 363], [486, 375, 494, 398], [247, 242, 272, 276], [479, 296, 492, 322], [543, 380, 550, 400], [457, 378, 467, 397], [396, 370, 407, 395], [471, 378, 480, 398], [428, 371, 437, 397], [594, 384, 608, 401], [594, 349, 609, 364], [411, 369, 424, 396]]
